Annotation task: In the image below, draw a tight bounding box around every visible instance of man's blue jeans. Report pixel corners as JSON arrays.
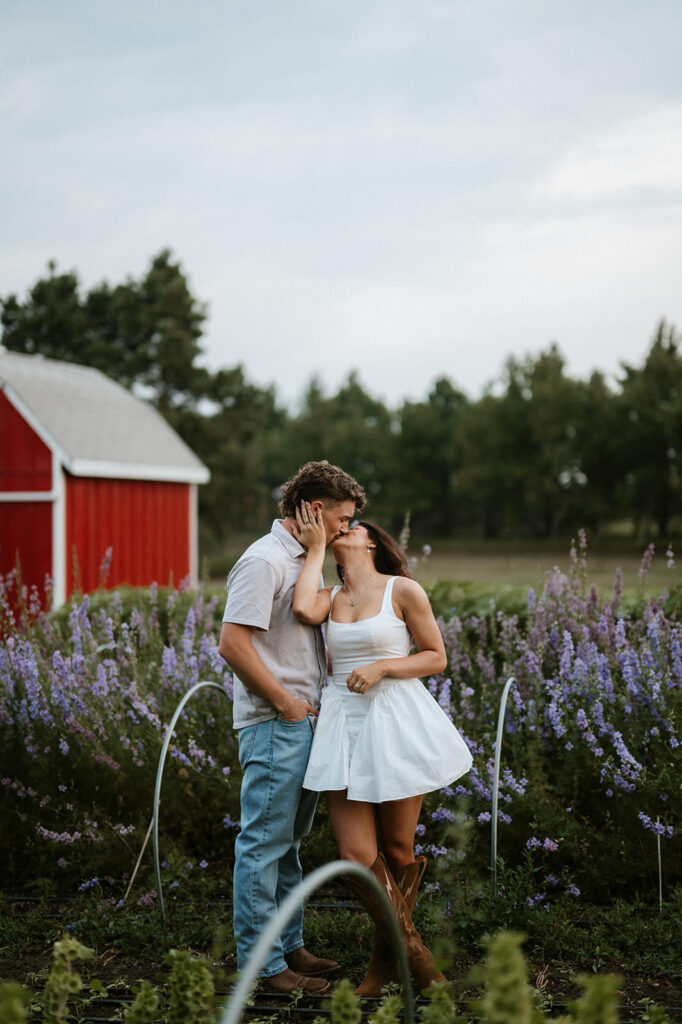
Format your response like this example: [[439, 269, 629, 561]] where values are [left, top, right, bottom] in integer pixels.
[[234, 716, 318, 977]]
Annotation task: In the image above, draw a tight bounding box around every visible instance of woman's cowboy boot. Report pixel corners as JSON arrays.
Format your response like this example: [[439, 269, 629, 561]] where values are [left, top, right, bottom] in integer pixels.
[[345, 853, 446, 994], [354, 856, 427, 996]]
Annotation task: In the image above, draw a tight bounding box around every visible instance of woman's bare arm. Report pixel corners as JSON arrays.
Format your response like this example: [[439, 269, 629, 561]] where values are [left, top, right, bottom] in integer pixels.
[[291, 502, 333, 624]]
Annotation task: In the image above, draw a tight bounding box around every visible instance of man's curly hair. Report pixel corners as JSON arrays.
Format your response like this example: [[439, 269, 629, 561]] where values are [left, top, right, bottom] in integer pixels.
[[278, 460, 366, 517]]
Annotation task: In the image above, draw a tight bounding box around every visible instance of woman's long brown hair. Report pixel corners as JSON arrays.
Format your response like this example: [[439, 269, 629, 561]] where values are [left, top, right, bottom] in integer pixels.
[[336, 521, 413, 580]]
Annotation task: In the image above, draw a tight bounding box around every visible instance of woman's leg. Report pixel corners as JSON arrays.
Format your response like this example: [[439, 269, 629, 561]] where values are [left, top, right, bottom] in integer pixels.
[[326, 790, 378, 866], [377, 794, 423, 876]]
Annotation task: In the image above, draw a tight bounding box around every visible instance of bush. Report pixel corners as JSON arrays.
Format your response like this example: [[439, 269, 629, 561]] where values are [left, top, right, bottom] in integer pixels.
[[418, 534, 680, 902], [0, 535, 679, 907], [1, 929, 663, 1024], [0, 576, 240, 890]]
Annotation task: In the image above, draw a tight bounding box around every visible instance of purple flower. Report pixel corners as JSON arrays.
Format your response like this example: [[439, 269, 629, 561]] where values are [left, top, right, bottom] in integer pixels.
[[78, 877, 100, 891], [638, 812, 674, 839], [638, 543, 655, 579]]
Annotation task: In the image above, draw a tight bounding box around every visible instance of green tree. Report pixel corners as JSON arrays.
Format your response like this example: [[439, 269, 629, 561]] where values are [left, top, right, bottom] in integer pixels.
[[272, 372, 397, 525], [572, 370, 624, 535], [393, 377, 470, 536], [190, 365, 286, 544], [456, 346, 586, 538], [619, 320, 682, 539], [1, 250, 208, 416], [1, 263, 88, 363]]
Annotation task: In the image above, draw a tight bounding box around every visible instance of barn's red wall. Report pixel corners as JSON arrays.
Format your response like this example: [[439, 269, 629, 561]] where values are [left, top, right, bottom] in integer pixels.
[[0, 391, 53, 598], [0, 390, 52, 491], [0, 502, 52, 595], [65, 477, 190, 596]]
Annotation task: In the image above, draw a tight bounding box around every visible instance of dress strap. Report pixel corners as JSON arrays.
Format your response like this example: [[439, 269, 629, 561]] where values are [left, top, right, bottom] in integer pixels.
[[380, 576, 396, 614], [330, 585, 342, 610]]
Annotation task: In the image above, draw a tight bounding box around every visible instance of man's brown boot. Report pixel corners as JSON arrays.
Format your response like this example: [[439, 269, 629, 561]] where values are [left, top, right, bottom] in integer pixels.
[[285, 946, 340, 977], [344, 853, 446, 995], [261, 967, 331, 995], [354, 856, 427, 997]]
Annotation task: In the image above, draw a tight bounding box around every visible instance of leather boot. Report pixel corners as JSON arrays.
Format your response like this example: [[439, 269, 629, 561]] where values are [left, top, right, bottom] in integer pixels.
[[344, 853, 446, 994], [354, 856, 427, 997], [285, 946, 341, 977], [261, 968, 331, 995]]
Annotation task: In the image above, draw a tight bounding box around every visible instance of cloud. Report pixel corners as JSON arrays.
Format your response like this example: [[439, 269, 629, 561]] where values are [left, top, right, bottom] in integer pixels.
[[542, 104, 682, 204], [2, 1, 682, 409]]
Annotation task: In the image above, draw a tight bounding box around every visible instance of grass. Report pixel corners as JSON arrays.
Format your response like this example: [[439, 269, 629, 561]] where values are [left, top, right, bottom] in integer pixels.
[[206, 533, 677, 599], [2, 887, 681, 1021], [412, 544, 672, 594]]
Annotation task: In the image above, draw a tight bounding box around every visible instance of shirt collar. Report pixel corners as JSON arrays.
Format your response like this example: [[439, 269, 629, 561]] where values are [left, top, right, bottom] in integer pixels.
[[271, 518, 306, 558]]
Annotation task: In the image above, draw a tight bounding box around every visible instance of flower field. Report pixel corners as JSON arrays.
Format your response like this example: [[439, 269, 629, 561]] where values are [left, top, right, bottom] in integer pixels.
[[0, 537, 680, 921]]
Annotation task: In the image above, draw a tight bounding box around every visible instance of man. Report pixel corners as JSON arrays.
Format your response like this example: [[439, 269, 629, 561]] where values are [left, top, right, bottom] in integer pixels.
[[218, 460, 366, 994]]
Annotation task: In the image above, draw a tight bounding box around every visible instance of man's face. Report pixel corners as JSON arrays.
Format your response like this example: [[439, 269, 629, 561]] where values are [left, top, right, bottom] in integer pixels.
[[311, 499, 356, 545]]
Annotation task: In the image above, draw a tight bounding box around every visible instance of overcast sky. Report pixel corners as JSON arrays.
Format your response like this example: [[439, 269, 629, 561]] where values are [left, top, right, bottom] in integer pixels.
[[2, 1, 681, 409]]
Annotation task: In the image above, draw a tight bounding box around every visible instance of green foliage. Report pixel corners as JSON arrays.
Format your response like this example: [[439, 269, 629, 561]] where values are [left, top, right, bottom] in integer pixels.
[[620, 320, 682, 538], [0, 983, 29, 1024], [0, 252, 207, 414], [326, 977, 362, 1024], [418, 983, 458, 1023], [41, 936, 93, 1024], [368, 992, 403, 1022], [165, 949, 215, 1024], [567, 974, 622, 1024], [474, 932, 535, 1024], [0, 580, 237, 890], [0, 927, 676, 1024], [4, 257, 682, 544], [123, 981, 159, 1024], [636, 999, 672, 1024], [391, 377, 469, 536], [424, 579, 529, 621]]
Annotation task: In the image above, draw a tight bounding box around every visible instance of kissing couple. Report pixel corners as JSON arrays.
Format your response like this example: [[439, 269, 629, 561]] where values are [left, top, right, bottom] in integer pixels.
[[219, 460, 472, 995]]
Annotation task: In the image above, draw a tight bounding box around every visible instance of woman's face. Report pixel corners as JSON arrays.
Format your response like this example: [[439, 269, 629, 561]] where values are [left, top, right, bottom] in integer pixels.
[[331, 522, 372, 560]]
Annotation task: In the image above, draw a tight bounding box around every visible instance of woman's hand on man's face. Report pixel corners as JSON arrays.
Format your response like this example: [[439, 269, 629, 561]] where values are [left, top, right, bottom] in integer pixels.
[[293, 500, 326, 550]]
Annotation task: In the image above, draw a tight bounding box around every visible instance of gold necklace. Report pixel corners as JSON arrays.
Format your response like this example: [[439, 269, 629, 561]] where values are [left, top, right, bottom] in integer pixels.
[[343, 576, 375, 607]]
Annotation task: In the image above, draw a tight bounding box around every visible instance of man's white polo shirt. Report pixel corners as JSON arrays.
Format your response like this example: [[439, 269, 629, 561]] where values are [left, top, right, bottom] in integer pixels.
[[223, 519, 327, 729]]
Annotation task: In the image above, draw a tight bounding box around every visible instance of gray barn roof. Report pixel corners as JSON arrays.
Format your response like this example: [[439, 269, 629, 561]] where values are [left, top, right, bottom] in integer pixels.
[[0, 350, 209, 484]]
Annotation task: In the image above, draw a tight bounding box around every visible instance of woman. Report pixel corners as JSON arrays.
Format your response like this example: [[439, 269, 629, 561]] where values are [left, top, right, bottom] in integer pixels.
[[292, 502, 472, 995]]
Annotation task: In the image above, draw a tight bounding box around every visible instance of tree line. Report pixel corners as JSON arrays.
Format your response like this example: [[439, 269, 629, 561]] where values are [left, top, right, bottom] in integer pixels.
[[2, 251, 681, 547]]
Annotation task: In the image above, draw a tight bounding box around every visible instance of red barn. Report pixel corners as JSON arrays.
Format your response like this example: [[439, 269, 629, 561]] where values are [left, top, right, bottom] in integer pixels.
[[0, 350, 210, 607]]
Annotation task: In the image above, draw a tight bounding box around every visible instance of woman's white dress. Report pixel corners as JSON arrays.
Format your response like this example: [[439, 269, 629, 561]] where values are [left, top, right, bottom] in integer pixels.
[[302, 576, 473, 803]]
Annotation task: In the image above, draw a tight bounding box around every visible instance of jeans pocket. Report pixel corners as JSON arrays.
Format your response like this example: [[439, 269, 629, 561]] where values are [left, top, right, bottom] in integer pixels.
[[237, 723, 258, 768], [276, 714, 310, 727]]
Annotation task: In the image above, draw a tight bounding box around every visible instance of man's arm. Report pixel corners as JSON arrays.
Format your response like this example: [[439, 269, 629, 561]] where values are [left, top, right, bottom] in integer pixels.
[[218, 622, 319, 721]]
